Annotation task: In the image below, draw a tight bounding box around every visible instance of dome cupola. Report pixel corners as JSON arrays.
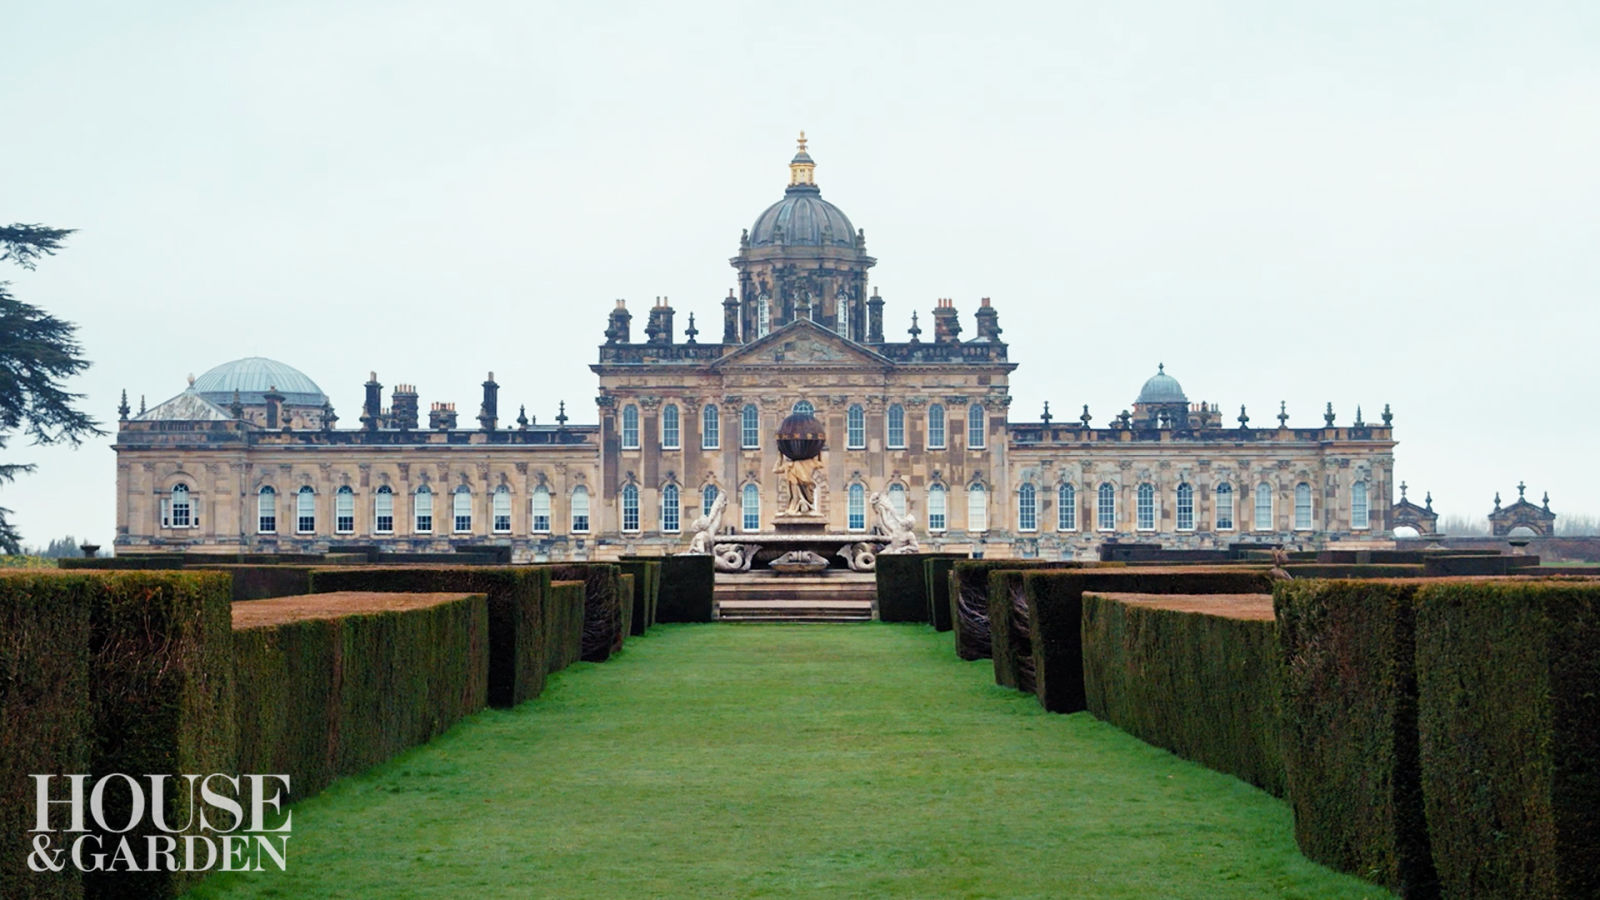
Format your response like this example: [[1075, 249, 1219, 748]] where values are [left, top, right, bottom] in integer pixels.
[[1136, 363, 1187, 405]]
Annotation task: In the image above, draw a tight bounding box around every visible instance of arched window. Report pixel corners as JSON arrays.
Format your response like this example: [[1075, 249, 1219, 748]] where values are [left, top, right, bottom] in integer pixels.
[[928, 484, 947, 532], [453, 486, 473, 533], [1097, 483, 1116, 531], [530, 486, 551, 533], [296, 486, 316, 534], [661, 404, 680, 449], [888, 483, 907, 517], [741, 483, 760, 531], [493, 485, 512, 533], [570, 485, 590, 533], [1254, 483, 1273, 531], [887, 404, 906, 449], [927, 403, 946, 449], [414, 485, 433, 533], [1294, 482, 1313, 530], [335, 485, 355, 534], [757, 293, 771, 337], [792, 400, 814, 416], [661, 484, 681, 533], [967, 403, 986, 449], [374, 486, 394, 534], [1176, 483, 1194, 531], [1018, 483, 1037, 532], [741, 404, 760, 449], [837, 292, 851, 338], [257, 486, 277, 534], [621, 404, 640, 450], [1215, 482, 1234, 531], [1351, 481, 1369, 530], [702, 484, 719, 516], [968, 484, 988, 532], [1057, 483, 1076, 531], [1137, 483, 1156, 531], [621, 484, 640, 532], [846, 404, 865, 449], [847, 483, 866, 531], [165, 483, 193, 528], [702, 404, 720, 449]]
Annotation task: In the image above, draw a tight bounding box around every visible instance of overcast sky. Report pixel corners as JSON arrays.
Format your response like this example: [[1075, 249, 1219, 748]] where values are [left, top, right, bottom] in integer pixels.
[[5, 1, 1597, 548]]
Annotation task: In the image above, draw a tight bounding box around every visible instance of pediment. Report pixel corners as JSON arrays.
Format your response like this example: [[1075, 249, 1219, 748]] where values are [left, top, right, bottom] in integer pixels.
[[711, 320, 894, 371]]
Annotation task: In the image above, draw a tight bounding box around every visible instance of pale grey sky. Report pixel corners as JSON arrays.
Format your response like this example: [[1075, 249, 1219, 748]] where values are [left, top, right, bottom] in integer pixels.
[[5, 0, 1598, 548]]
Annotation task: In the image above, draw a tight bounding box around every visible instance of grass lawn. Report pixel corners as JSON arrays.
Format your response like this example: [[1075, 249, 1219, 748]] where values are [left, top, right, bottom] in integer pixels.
[[191, 624, 1387, 899]]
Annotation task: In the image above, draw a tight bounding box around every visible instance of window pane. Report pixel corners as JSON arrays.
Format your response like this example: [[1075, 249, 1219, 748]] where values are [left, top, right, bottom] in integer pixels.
[[258, 486, 276, 534], [454, 488, 473, 533], [1057, 484, 1076, 531], [531, 487, 551, 533], [928, 485, 947, 531], [571, 486, 590, 533], [702, 484, 718, 516], [741, 405, 760, 449], [170, 484, 191, 528], [1018, 483, 1036, 531], [1351, 481, 1369, 530], [1176, 483, 1194, 531], [968, 485, 987, 532], [662, 404, 680, 449], [297, 487, 315, 534], [1255, 483, 1272, 531], [415, 487, 433, 533], [888, 483, 907, 517], [1137, 484, 1155, 530], [847, 405, 865, 449], [887, 404, 905, 448], [622, 405, 639, 449], [928, 404, 945, 448], [1215, 483, 1233, 531], [661, 484, 680, 533], [702, 405, 719, 449], [622, 484, 640, 532], [493, 486, 511, 533], [1294, 483, 1312, 530], [847, 484, 865, 530], [742, 483, 759, 531], [336, 486, 355, 534], [968, 404, 985, 448], [1098, 483, 1116, 531], [792, 400, 814, 416]]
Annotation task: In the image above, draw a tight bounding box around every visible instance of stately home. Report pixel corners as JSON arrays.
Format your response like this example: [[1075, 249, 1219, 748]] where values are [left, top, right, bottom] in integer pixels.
[[113, 136, 1397, 561]]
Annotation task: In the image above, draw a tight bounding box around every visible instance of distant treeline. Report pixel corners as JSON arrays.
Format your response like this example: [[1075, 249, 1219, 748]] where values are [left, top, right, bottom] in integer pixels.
[[1438, 513, 1598, 536]]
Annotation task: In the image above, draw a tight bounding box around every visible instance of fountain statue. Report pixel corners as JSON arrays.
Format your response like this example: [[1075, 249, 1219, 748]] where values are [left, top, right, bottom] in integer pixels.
[[871, 490, 920, 554]]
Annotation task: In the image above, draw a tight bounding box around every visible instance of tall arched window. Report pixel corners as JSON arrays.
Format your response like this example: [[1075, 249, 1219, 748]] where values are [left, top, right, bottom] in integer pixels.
[[1137, 483, 1156, 530], [1294, 482, 1313, 530], [165, 483, 193, 528], [621, 405, 640, 450], [257, 486, 277, 534], [570, 485, 590, 533], [702, 484, 719, 516], [847, 483, 866, 531], [335, 485, 355, 534], [1254, 483, 1273, 531], [967, 484, 988, 532], [1215, 482, 1234, 531], [296, 486, 316, 534], [453, 486, 473, 533], [702, 404, 720, 449], [1097, 483, 1116, 531], [741, 483, 760, 531], [927, 403, 946, 449], [741, 404, 760, 449], [661, 484, 681, 533], [1351, 481, 1369, 530], [414, 485, 433, 533], [374, 486, 394, 534], [887, 404, 906, 449], [661, 404, 680, 449], [1057, 483, 1076, 531], [1018, 483, 1037, 532], [888, 483, 907, 517], [757, 293, 771, 337], [967, 403, 986, 449], [792, 400, 814, 416], [530, 486, 551, 533], [493, 485, 512, 533], [1176, 483, 1194, 531], [847, 405, 865, 449], [837, 292, 851, 338], [621, 484, 640, 532], [928, 484, 947, 532]]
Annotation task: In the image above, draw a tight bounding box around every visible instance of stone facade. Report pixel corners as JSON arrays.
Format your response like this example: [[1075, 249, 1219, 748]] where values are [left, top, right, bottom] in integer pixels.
[[112, 137, 1397, 560]]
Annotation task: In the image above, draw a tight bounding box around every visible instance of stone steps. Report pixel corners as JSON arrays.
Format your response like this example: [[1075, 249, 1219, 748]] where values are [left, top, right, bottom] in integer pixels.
[[714, 571, 877, 622]]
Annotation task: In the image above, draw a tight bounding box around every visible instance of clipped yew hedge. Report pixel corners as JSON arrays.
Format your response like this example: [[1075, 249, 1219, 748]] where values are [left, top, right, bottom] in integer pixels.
[[655, 554, 714, 622], [548, 581, 586, 670], [948, 560, 1069, 661], [0, 572, 94, 900], [1081, 592, 1284, 796], [1023, 567, 1272, 715], [544, 564, 625, 662], [986, 569, 1036, 692], [191, 564, 317, 601], [616, 557, 661, 635], [1275, 579, 1438, 899], [309, 566, 555, 708], [1415, 579, 1600, 899], [232, 592, 488, 803], [924, 555, 967, 631], [874, 553, 962, 623]]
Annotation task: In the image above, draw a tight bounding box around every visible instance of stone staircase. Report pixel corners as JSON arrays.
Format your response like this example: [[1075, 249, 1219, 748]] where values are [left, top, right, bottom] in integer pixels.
[[714, 571, 877, 623]]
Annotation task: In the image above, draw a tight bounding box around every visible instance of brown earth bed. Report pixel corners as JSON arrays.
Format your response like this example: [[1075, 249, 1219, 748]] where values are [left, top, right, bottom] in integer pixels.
[[1087, 592, 1275, 620], [232, 591, 480, 629]]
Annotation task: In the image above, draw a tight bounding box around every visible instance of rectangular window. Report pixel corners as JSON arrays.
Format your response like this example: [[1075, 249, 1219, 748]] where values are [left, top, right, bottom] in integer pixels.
[[1254, 485, 1272, 531], [1176, 485, 1194, 531], [702, 406, 719, 449], [928, 405, 946, 449], [1215, 484, 1233, 531], [1097, 485, 1116, 531], [1351, 482, 1369, 530], [847, 406, 865, 449], [1294, 484, 1313, 530], [531, 490, 551, 533], [661, 405, 680, 449], [571, 489, 590, 533], [1018, 485, 1036, 532], [1057, 485, 1076, 531], [887, 405, 905, 449], [741, 406, 760, 449], [928, 488, 947, 532], [847, 485, 865, 531], [415, 491, 433, 533], [258, 492, 277, 534], [1137, 486, 1155, 531], [967, 404, 986, 449]]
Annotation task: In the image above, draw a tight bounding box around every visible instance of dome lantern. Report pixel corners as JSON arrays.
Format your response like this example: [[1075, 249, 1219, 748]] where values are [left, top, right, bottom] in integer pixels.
[[789, 131, 815, 187]]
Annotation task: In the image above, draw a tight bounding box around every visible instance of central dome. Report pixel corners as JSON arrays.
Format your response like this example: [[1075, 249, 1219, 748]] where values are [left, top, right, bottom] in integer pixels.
[[748, 133, 858, 249], [192, 356, 328, 407], [1136, 364, 1187, 405]]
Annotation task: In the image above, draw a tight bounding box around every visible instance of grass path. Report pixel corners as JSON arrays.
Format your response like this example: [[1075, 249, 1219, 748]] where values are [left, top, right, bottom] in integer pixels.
[[192, 624, 1385, 899]]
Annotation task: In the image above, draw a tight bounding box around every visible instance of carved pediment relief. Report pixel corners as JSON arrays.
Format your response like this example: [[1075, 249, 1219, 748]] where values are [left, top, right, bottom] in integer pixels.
[[712, 320, 893, 371]]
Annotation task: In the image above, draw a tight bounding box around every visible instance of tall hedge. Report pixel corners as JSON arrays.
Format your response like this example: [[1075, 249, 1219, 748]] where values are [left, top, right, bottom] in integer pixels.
[[548, 581, 586, 671], [655, 555, 714, 622], [1275, 579, 1438, 899], [1025, 567, 1272, 715], [191, 564, 317, 601], [0, 572, 94, 900], [1081, 591, 1284, 796], [616, 557, 662, 635], [544, 564, 625, 662], [309, 566, 553, 707], [874, 554, 958, 623], [1415, 579, 1600, 899], [232, 592, 488, 804], [924, 556, 966, 631], [985, 569, 1035, 692], [948, 560, 1068, 660]]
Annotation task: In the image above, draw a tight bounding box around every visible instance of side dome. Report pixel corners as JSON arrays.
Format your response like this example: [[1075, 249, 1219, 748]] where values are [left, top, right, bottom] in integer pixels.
[[1136, 364, 1187, 405], [191, 357, 328, 407], [749, 188, 857, 248]]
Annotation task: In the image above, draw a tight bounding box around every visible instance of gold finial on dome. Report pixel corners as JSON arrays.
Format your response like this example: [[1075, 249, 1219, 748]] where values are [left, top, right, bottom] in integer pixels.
[[789, 130, 816, 187]]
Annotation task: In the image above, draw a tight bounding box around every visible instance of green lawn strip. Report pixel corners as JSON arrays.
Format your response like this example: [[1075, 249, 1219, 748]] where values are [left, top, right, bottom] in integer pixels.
[[189, 625, 1383, 899]]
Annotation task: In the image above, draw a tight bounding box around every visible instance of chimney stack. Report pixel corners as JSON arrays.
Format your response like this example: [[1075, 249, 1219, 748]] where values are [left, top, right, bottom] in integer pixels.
[[867, 287, 885, 343], [645, 296, 675, 345], [479, 372, 499, 431], [722, 289, 739, 344], [973, 297, 1002, 341], [429, 402, 457, 430], [605, 299, 632, 344], [361, 371, 382, 431], [263, 386, 285, 429], [391, 384, 419, 430], [931, 298, 962, 343]]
